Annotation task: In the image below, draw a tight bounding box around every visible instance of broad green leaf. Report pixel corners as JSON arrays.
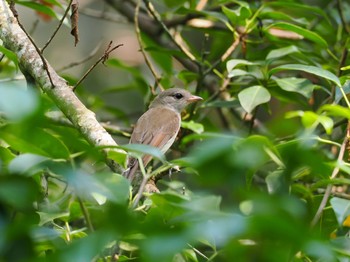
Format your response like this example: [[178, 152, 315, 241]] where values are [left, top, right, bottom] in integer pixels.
[[269, 64, 341, 87], [120, 144, 165, 162], [0, 146, 16, 170], [0, 46, 18, 67], [227, 69, 250, 78], [316, 115, 333, 135], [331, 197, 350, 226], [286, 111, 333, 134], [266, 22, 328, 48], [319, 104, 350, 119], [106, 149, 128, 168], [0, 84, 39, 120], [181, 120, 204, 134], [94, 173, 130, 204], [266, 45, 300, 60], [1, 127, 70, 159], [37, 211, 70, 226], [238, 85, 271, 113], [265, 2, 330, 24], [274, 77, 314, 98], [222, 2, 251, 25], [9, 154, 49, 175], [0, 132, 49, 157], [259, 11, 308, 26], [226, 59, 257, 73]]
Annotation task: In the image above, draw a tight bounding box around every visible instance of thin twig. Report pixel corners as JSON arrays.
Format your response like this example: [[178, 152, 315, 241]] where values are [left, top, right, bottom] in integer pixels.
[[311, 122, 350, 227], [58, 43, 102, 72], [77, 196, 94, 232], [41, 0, 74, 53], [9, 1, 55, 88], [134, 0, 163, 93], [73, 41, 123, 91]]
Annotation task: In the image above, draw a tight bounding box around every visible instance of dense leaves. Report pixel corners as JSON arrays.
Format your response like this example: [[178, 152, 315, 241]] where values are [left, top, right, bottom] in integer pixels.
[[1, 0, 350, 261]]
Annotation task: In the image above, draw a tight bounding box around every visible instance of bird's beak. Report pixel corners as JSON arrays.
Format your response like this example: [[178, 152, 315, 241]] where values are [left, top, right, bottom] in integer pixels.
[[187, 95, 203, 103]]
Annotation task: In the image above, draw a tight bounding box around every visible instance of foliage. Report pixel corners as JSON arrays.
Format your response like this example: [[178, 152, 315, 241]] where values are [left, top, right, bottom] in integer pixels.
[[1, 0, 350, 261]]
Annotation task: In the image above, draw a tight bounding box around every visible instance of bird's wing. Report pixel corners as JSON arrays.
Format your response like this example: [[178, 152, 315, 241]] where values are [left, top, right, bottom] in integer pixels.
[[126, 107, 180, 180]]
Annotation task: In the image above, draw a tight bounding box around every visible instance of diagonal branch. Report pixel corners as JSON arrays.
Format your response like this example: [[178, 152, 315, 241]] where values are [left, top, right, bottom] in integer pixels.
[[0, 0, 126, 173]]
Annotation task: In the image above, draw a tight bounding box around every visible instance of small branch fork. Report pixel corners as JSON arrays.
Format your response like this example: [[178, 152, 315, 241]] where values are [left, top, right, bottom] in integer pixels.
[[73, 41, 123, 91]]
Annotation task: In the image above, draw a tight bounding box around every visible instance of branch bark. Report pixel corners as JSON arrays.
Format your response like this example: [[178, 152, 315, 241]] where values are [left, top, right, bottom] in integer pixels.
[[0, 0, 126, 173]]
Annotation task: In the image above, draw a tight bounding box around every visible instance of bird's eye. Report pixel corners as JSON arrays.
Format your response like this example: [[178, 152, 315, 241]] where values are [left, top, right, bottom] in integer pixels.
[[173, 93, 183, 99]]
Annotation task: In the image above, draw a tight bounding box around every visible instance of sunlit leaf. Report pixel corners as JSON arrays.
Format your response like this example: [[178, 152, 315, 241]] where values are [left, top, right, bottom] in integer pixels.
[[331, 197, 350, 226], [266, 22, 327, 47], [274, 77, 314, 98], [269, 64, 341, 87], [181, 120, 204, 134], [266, 45, 300, 60], [238, 85, 271, 113], [120, 144, 165, 162]]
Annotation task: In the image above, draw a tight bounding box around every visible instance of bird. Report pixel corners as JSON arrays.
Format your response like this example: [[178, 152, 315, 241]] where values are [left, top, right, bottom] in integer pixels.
[[125, 88, 203, 181]]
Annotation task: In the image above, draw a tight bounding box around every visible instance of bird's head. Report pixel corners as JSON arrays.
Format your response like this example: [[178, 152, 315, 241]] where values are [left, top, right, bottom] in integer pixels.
[[150, 88, 202, 113]]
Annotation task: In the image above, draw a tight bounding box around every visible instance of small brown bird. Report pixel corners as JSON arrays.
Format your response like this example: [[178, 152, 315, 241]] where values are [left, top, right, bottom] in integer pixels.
[[125, 88, 202, 181]]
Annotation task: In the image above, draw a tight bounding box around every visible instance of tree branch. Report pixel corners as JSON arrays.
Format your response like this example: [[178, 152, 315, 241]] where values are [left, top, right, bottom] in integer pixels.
[[0, 0, 126, 173]]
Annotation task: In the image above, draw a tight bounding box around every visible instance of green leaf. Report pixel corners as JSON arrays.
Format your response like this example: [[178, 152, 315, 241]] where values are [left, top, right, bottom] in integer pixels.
[[331, 197, 350, 226], [226, 59, 257, 73], [0, 132, 49, 157], [319, 104, 350, 119], [265, 22, 328, 48], [106, 149, 128, 168], [181, 120, 204, 134], [1, 127, 71, 159], [227, 69, 250, 78], [238, 85, 271, 113], [120, 144, 165, 162], [286, 111, 333, 134], [265, 2, 330, 24], [37, 211, 70, 226], [0, 146, 16, 171], [0, 45, 18, 67], [94, 173, 130, 204], [269, 64, 341, 87], [266, 45, 300, 60], [222, 2, 251, 25], [259, 11, 308, 26], [8, 153, 49, 175], [274, 77, 314, 98], [0, 83, 39, 120]]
